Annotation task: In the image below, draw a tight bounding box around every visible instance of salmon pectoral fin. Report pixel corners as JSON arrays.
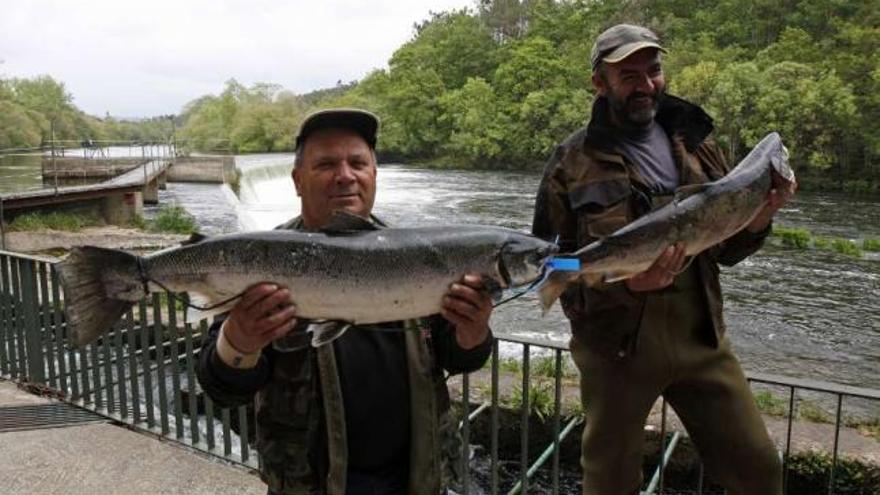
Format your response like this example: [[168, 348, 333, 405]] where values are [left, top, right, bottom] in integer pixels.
[[185, 290, 241, 323], [537, 270, 576, 315], [601, 270, 639, 284], [309, 321, 352, 347]]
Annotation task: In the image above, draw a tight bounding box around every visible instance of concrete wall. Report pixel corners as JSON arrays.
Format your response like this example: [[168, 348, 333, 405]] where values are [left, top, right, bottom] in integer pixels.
[[167, 156, 233, 183]]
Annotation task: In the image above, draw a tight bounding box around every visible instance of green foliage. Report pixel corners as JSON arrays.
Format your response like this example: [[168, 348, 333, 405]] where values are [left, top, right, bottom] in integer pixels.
[[9, 211, 101, 232], [753, 390, 788, 417], [798, 400, 831, 423], [772, 227, 811, 249], [863, 238, 880, 252], [502, 380, 555, 421], [830, 238, 862, 258], [813, 236, 830, 249], [149, 205, 198, 234], [498, 356, 522, 374], [786, 451, 880, 493]]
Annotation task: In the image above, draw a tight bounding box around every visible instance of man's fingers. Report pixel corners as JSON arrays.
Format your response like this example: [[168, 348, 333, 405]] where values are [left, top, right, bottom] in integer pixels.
[[265, 317, 300, 341], [443, 293, 479, 320], [239, 283, 281, 311], [441, 307, 473, 328], [258, 305, 298, 334], [252, 288, 293, 319]]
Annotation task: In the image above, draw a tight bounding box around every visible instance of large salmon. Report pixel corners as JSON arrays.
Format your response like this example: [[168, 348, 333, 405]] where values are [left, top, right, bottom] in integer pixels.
[[57, 212, 558, 346], [540, 132, 794, 309]]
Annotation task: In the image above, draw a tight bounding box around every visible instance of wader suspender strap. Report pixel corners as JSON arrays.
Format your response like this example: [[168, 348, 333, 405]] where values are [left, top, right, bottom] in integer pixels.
[[317, 345, 347, 495], [405, 321, 442, 495]]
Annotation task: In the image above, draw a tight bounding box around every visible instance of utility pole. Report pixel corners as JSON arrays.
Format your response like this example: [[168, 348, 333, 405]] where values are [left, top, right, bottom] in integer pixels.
[[51, 119, 58, 194]]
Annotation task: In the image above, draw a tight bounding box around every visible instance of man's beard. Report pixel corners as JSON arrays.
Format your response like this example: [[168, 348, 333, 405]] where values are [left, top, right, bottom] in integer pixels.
[[607, 90, 663, 129]]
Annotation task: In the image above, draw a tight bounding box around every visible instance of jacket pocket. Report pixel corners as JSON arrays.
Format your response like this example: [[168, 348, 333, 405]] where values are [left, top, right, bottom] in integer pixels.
[[569, 178, 631, 242]]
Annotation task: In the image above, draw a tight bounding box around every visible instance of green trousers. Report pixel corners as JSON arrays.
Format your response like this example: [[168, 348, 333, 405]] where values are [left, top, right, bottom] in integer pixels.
[[570, 269, 782, 495]]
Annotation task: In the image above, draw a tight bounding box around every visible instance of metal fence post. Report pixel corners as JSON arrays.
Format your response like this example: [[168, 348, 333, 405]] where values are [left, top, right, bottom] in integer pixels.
[[19, 259, 46, 383]]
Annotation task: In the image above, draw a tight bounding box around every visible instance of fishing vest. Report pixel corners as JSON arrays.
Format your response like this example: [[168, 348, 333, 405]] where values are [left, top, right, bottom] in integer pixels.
[[256, 216, 460, 495]]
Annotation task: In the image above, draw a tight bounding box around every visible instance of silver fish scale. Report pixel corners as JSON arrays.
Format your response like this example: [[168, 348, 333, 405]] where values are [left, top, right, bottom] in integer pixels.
[[139, 226, 522, 324]]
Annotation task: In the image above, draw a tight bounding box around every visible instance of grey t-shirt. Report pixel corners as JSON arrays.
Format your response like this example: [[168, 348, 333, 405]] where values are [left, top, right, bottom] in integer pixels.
[[618, 121, 679, 193]]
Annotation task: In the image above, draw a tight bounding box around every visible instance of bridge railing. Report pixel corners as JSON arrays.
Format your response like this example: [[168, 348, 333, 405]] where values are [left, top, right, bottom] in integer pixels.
[[0, 250, 876, 494]]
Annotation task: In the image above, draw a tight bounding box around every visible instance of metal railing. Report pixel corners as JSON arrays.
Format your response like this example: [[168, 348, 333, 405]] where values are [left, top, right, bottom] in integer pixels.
[[0, 250, 877, 493]]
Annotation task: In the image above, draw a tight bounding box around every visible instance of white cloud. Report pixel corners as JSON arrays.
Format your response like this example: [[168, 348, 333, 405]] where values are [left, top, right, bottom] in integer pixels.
[[0, 0, 473, 117]]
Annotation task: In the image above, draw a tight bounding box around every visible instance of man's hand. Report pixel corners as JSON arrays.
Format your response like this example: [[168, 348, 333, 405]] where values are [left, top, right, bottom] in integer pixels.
[[441, 273, 492, 350], [625, 243, 687, 292], [747, 176, 798, 233], [223, 283, 299, 354]]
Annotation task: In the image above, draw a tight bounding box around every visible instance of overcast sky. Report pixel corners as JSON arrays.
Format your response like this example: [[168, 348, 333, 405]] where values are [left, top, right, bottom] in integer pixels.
[[1, 0, 473, 118]]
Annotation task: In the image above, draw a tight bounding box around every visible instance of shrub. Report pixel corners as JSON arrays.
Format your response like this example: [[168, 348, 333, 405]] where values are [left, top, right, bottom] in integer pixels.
[[863, 238, 880, 252]]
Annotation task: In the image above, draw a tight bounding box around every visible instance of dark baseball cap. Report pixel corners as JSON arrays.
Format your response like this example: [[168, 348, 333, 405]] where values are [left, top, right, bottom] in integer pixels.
[[590, 24, 666, 71], [295, 108, 380, 149]]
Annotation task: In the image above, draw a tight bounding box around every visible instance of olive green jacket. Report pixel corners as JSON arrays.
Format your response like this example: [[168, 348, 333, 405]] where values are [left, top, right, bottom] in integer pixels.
[[532, 95, 770, 360]]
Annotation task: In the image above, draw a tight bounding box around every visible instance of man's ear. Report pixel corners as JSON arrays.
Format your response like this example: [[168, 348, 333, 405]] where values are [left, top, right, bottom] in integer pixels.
[[591, 72, 607, 97], [292, 167, 302, 197]]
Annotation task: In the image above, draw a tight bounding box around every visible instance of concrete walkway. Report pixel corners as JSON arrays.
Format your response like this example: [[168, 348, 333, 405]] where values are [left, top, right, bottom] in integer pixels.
[[0, 378, 265, 495]]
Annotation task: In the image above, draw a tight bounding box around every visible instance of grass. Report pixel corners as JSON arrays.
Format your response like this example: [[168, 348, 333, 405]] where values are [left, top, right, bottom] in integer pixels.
[[830, 238, 862, 257], [863, 238, 880, 252], [798, 401, 832, 423], [501, 381, 556, 421], [771, 225, 870, 259], [772, 227, 811, 249], [8, 211, 102, 232], [149, 204, 198, 234], [754, 390, 788, 417]]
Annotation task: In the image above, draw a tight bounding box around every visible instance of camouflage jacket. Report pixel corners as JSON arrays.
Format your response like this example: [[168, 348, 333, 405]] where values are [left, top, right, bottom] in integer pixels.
[[197, 216, 491, 494], [532, 95, 770, 360]]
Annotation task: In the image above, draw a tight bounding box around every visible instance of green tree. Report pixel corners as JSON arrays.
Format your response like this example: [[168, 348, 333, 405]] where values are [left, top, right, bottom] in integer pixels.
[[439, 77, 510, 166], [0, 101, 43, 149]]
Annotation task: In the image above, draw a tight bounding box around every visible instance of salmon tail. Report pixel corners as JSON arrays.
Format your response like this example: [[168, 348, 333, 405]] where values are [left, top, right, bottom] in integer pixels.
[[769, 134, 795, 183], [56, 246, 144, 347], [537, 270, 575, 314]]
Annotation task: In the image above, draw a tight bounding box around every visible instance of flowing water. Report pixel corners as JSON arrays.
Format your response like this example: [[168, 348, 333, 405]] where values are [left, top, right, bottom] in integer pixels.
[[2, 153, 878, 400]]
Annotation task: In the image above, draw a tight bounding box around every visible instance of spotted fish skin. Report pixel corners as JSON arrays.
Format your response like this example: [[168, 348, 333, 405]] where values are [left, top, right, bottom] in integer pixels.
[[539, 132, 793, 310], [57, 218, 558, 347]]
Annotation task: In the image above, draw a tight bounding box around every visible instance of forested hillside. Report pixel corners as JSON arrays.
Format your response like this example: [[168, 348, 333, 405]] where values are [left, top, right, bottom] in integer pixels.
[[2, 0, 877, 191]]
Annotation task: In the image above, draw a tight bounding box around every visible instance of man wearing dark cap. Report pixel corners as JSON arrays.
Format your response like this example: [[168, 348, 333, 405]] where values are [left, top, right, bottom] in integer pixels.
[[532, 24, 794, 494], [197, 108, 494, 495]]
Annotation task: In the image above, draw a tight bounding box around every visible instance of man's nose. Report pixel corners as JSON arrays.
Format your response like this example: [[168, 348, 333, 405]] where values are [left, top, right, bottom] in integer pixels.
[[334, 162, 356, 183], [635, 74, 655, 93]]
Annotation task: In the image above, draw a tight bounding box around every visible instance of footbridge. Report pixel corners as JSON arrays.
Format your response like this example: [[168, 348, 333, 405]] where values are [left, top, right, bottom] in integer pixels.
[[0, 159, 171, 225]]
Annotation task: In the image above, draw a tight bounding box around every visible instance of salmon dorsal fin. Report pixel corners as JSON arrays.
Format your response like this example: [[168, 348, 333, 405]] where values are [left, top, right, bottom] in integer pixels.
[[321, 211, 379, 234], [673, 184, 709, 202], [181, 232, 209, 245]]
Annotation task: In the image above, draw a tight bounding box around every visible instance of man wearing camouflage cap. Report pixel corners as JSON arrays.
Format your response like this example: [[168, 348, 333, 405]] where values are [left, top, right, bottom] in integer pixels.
[[532, 24, 793, 494]]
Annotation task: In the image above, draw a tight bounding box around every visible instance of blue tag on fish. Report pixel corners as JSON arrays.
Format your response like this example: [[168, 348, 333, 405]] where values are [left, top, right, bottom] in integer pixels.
[[546, 257, 580, 271]]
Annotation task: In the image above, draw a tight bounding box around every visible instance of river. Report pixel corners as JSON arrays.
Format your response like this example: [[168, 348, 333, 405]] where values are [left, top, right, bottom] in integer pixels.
[[1, 152, 878, 405]]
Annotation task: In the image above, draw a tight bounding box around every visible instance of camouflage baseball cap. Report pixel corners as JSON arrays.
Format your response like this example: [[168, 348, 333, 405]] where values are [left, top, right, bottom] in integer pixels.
[[590, 24, 666, 71]]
